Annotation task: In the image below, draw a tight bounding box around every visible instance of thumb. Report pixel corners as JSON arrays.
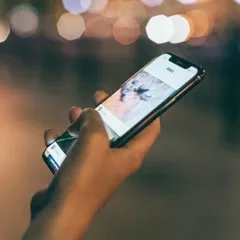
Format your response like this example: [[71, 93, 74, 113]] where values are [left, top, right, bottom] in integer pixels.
[[69, 108, 108, 147]]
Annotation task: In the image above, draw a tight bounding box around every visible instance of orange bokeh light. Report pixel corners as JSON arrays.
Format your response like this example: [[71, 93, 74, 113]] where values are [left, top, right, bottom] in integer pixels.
[[102, 0, 122, 19], [197, 0, 212, 3], [84, 15, 112, 39], [185, 10, 211, 38], [57, 13, 85, 41], [118, 0, 147, 23], [113, 18, 140, 45], [102, 0, 146, 23]]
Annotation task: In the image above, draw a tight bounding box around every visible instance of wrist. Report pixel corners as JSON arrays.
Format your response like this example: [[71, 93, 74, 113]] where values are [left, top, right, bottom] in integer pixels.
[[42, 188, 103, 240]]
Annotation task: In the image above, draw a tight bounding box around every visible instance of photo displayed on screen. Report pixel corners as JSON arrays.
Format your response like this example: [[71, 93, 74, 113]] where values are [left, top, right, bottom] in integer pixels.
[[96, 70, 176, 141]]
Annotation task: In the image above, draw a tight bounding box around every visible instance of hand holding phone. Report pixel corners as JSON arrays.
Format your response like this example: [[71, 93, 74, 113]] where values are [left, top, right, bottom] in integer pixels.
[[26, 108, 160, 240], [43, 53, 205, 173]]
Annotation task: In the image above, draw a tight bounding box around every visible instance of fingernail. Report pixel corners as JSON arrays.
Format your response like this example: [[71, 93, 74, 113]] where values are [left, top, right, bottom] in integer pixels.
[[94, 91, 101, 97], [71, 106, 77, 110]]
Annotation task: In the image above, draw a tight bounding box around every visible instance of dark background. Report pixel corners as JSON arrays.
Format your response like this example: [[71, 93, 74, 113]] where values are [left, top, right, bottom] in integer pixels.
[[1, 0, 240, 239]]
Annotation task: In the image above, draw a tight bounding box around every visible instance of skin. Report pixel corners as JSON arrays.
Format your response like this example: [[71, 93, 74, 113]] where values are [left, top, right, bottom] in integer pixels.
[[22, 90, 160, 240]]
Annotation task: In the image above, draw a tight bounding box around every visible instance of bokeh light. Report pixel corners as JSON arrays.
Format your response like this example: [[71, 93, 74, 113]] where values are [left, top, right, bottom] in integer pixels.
[[118, 0, 147, 23], [141, 0, 164, 7], [146, 15, 174, 44], [177, 0, 197, 4], [57, 13, 85, 41], [169, 15, 191, 44], [62, 0, 92, 14], [9, 4, 39, 37], [102, 0, 122, 19], [185, 10, 211, 38], [85, 15, 112, 38], [233, 0, 240, 4], [198, 0, 212, 2], [88, 0, 109, 14], [177, 0, 211, 4], [113, 18, 140, 45], [0, 20, 10, 43]]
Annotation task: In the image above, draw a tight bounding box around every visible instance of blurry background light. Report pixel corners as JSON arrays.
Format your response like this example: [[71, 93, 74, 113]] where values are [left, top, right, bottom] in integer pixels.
[[185, 10, 211, 38], [140, 0, 164, 7], [57, 13, 85, 41], [177, 0, 197, 4], [102, 0, 122, 19], [88, 0, 109, 14], [85, 15, 112, 38], [197, 0, 212, 2], [118, 0, 147, 23], [146, 15, 174, 44], [62, 0, 92, 14], [113, 18, 140, 45], [9, 4, 39, 38], [233, 0, 240, 4], [169, 15, 191, 44], [0, 20, 10, 43]]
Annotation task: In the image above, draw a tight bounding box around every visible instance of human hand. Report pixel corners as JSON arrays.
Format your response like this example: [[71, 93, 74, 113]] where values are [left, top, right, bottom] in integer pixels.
[[31, 90, 160, 223]]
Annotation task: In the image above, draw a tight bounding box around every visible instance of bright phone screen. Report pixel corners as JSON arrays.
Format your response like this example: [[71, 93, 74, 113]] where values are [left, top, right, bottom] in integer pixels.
[[45, 54, 199, 169], [96, 54, 198, 141]]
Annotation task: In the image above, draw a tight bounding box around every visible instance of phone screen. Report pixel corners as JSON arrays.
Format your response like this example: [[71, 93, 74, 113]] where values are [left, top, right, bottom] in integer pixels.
[[96, 54, 198, 141], [44, 53, 201, 171]]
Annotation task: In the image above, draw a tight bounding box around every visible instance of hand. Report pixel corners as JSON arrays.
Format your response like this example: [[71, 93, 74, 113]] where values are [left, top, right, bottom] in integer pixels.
[[31, 90, 160, 227], [30, 106, 83, 221]]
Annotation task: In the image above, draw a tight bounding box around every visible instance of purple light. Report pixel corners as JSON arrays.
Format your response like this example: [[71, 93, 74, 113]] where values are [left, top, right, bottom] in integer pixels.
[[140, 0, 164, 7], [62, 0, 92, 14]]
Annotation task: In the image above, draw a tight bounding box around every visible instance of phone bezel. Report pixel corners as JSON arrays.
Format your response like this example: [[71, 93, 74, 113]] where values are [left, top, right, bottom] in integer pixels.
[[43, 52, 205, 172]]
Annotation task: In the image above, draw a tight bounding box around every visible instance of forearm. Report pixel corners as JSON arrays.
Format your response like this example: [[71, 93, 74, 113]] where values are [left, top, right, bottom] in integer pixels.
[[22, 192, 102, 240]]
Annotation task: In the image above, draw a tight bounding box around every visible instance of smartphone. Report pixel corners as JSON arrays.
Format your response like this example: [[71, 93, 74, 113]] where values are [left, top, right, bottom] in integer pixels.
[[43, 53, 205, 173]]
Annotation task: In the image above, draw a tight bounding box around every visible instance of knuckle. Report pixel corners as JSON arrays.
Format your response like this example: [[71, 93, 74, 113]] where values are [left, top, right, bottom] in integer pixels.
[[82, 108, 99, 119]]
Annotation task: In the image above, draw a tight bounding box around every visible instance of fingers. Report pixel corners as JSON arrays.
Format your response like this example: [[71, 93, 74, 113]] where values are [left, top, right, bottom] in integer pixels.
[[93, 90, 109, 105], [44, 107, 82, 147], [67, 109, 110, 157], [68, 90, 108, 139], [69, 106, 83, 123], [68, 90, 106, 127], [69, 109, 108, 140], [44, 129, 59, 147], [122, 118, 161, 165], [79, 109, 108, 137], [45, 97, 103, 147]]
